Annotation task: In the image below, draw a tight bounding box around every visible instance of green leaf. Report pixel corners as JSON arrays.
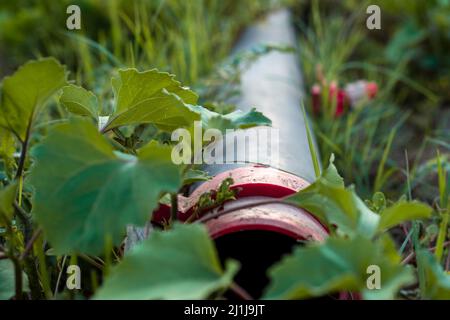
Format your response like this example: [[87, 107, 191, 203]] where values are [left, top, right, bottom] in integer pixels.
[[59, 85, 99, 118], [385, 20, 427, 63], [0, 127, 15, 176], [0, 260, 16, 300], [367, 192, 387, 213], [0, 58, 67, 141], [29, 117, 183, 254], [95, 223, 239, 300], [263, 235, 414, 300], [220, 108, 272, 129], [286, 158, 379, 238], [321, 154, 344, 188], [0, 183, 17, 227], [418, 249, 450, 299], [0, 259, 29, 300], [103, 69, 200, 132], [377, 200, 433, 232], [302, 102, 321, 178], [188, 105, 271, 132], [182, 169, 211, 186], [0, 127, 15, 159]]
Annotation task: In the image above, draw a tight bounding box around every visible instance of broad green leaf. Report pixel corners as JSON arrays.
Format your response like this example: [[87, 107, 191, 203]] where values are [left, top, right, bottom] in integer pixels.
[[29, 117, 183, 254], [0, 127, 15, 176], [0, 259, 16, 300], [263, 235, 414, 300], [0, 259, 29, 300], [112, 69, 198, 113], [0, 127, 15, 159], [377, 200, 433, 232], [59, 85, 99, 118], [0, 183, 17, 227], [103, 69, 199, 132], [286, 158, 380, 238], [182, 168, 211, 186], [418, 250, 450, 299], [0, 58, 67, 141], [95, 223, 239, 300], [220, 108, 272, 129], [188, 105, 271, 132]]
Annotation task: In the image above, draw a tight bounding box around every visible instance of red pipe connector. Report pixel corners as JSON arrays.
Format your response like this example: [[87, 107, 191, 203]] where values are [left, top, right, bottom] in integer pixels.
[[152, 165, 328, 242]]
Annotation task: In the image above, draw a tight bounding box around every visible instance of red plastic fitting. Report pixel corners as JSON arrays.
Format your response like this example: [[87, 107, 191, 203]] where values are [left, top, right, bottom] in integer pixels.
[[152, 165, 328, 242]]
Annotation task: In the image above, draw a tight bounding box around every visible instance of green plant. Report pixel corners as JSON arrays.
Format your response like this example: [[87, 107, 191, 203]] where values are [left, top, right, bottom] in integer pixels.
[[0, 1, 449, 301], [0, 56, 447, 300], [0, 57, 272, 299], [294, 0, 450, 300]]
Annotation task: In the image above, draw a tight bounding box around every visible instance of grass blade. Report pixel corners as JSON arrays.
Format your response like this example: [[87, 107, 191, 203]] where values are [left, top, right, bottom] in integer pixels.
[[301, 101, 321, 178]]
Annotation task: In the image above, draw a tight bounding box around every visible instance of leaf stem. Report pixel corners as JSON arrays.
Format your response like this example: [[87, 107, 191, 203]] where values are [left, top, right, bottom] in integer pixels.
[[435, 150, 448, 262], [405, 150, 425, 295], [54, 255, 68, 297], [13, 203, 43, 299], [15, 119, 32, 180], [18, 176, 23, 206], [402, 241, 450, 265], [19, 228, 42, 261], [14, 202, 33, 243], [12, 256, 23, 299], [36, 240, 52, 299], [230, 282, 253, 300], [81, 254, 104, 270]]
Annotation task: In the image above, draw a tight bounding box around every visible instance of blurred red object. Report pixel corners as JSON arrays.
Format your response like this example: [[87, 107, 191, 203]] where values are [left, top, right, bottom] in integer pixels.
[[311, 80, 378, 117], [366, 81, 378, 99], [312, 84, 321, 114]]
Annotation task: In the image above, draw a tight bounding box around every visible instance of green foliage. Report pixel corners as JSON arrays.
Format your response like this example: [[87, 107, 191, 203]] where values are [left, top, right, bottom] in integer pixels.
[[29, 117, 183, 254], [0, 260, 16, 300], [435, 151, 449, 262], [418, 249, 450, 299], [182, 169, 211, 186], [61, 68, 200, 133], [104, 69, 199, 132], [366, 192, 387, 214], [0, 183, 17, 227], [0, 0, 448, 300], [385, 20, 427, 65], [0, 58, 67, 142], [188, 105, 271, 133], [382, 0, 450, 77], [0, 0, 281, 86], [0, 259, 29, 300], [286, 156, 380, 238], [192, 177, 237, 220], [60, 85, 99, 118], [377, 200, 433, 232], [0, 127, 15, 173], [95, 223, 238, 299], [264, 235, 414, 300], [302, 102, 321, 178], [287, 156, 432, 238]]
